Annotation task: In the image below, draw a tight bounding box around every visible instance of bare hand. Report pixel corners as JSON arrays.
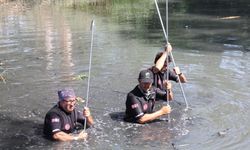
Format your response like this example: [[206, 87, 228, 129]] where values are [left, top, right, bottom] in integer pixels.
[[173, 66, 181, 75], [164, 43, 172, 53], [78, 131, 88, 140], [163, 80, 172, 90], [83, 107, 91, 117], [160, 105, 171, 115]]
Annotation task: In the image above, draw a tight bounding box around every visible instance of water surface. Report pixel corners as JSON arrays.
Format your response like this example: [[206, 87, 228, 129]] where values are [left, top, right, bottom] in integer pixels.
[[0, 0, 250, 149]]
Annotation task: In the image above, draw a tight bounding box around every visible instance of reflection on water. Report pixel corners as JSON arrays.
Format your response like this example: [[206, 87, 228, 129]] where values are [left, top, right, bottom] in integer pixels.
[[44, 17, 54, 71], [1, 0, 250, 149], [42, 7, 74, 74]]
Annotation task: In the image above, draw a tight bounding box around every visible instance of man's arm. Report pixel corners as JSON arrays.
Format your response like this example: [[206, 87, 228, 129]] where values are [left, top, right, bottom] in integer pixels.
[[173, 67, 187, 83], [155, 43, 172, 71], [154, 83, 173, 101], [53, 131, 87, 141], [125, 93, 144, 121], [178, 73, 187, 83], [83, 107, 94, 127], [138, 105, 171, 124], [46, 113, 88, 141], [163, 80, 173, 100], [167, 89, 173, 101], [155, 51, 168, 71]]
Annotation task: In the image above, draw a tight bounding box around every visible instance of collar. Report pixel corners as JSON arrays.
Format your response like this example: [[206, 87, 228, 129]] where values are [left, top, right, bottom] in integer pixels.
[[137, 85, 152, 96]]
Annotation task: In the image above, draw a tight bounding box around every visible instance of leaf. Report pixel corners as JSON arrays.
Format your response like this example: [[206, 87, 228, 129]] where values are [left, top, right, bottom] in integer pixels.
[[72, 74, 88, 80], [76, 97, 85, 103]]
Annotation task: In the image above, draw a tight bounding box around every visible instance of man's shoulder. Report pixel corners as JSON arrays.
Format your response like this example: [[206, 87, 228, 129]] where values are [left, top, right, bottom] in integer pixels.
[[149, 66, 160, 74], [128, 86, 141, 96], [46, 105, 62, 117], [127, 86, 142, 102]]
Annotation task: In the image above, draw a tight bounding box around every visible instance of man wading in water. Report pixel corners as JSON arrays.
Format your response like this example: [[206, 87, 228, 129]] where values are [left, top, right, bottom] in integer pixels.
[[124, 69, 172, 123], [43, 87, 94, 141], [149, 43, 187, 99]]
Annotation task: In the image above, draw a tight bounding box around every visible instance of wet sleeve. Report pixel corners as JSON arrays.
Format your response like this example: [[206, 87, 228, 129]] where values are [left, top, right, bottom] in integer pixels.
[[126, 94, 144, 119], [45, 113, 62, 134], [169, 70, 179, 82]]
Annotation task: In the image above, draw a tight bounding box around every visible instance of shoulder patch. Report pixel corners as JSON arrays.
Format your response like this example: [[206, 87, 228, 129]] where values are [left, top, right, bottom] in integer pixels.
[[51, 118, 60, 123], [131, 103, 139, 109]]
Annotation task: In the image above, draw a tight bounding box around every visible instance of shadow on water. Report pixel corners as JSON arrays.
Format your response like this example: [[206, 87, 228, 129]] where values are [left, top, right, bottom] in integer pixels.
[[0, 112, 84, 150], [0, 113, 51, 149], [109, 111, 125, 121]]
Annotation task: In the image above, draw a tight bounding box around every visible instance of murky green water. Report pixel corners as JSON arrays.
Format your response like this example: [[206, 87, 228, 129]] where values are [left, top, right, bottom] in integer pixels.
[[1, 0, 250, 149]]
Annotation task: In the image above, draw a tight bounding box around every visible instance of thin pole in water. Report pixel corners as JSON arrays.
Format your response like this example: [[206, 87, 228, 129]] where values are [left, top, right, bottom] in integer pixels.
[[166, 0, 168, 43], [154, 0, 168, 41], [154, 0, 189, 110], [84, 20, 95, 131], [154, 0, 171, 121], [165, 0, 171, 122]]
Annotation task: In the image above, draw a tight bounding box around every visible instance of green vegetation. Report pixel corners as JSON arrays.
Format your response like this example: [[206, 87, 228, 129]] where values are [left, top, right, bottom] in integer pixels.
[[71, 0, 154, 19], [72, 74, 88, 80], [76, 97, 85, 103]]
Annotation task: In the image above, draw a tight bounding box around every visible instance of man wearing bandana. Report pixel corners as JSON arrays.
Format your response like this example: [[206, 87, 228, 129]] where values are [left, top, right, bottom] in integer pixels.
[[43, 87, 94, 141], [124, 69, 172, 124]]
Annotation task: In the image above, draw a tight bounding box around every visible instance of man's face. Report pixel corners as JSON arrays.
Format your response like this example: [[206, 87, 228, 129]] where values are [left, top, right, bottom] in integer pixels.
[[60, 97, 76, 113], [139, 82, 152, 92]]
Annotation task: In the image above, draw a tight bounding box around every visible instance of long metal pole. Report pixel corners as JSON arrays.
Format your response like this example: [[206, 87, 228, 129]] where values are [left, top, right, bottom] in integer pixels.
[[154, 0, 189, 110], [165, 0, 171, 122], [84, 20, 95, 131]]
